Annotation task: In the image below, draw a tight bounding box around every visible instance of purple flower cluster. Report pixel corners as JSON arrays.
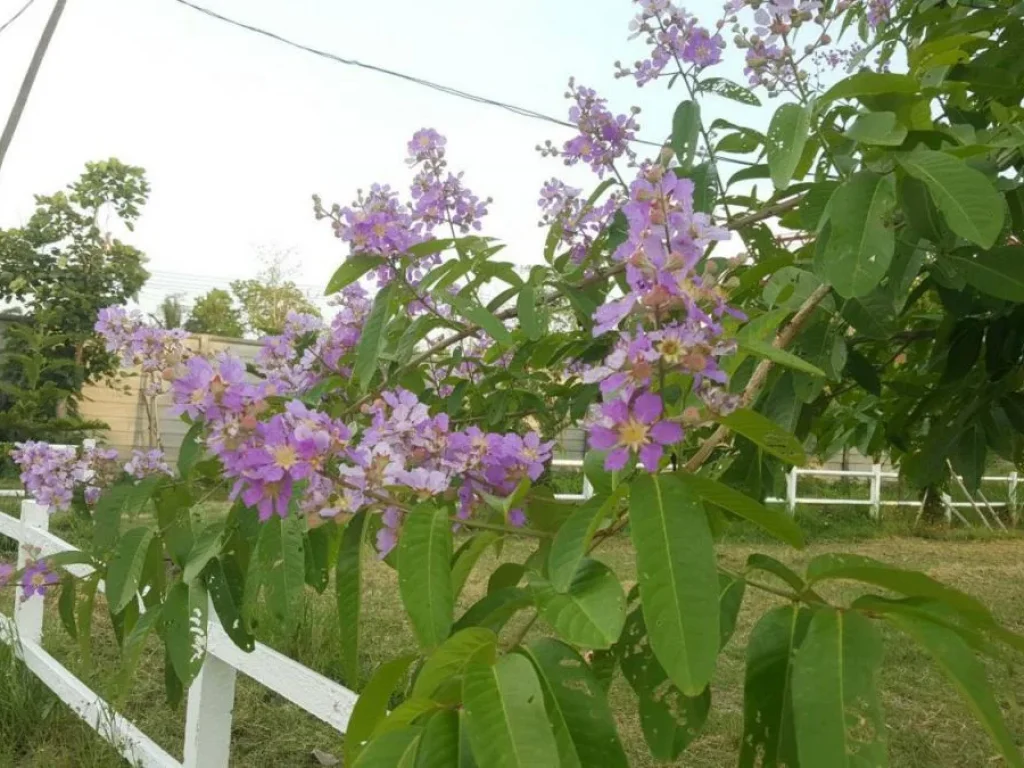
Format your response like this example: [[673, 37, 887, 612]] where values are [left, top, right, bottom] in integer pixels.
[[866, 0, 891, 29], [540, 80, 641, 176], [538, 179, 620, 266], [318, 129, 490, 290], [20, 559, 57, 601], [96, 306, 190, 395], [11, 441, 174, 511], [582, 164, 740, 470], [616, 1, 726, 86]]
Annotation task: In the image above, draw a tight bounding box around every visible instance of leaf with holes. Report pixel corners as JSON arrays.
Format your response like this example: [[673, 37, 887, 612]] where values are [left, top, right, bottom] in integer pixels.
[[672, 100, 701, 169], [766, 103, 810, 190]]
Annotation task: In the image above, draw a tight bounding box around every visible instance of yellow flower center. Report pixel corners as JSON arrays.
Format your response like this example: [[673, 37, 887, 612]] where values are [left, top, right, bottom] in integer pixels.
[[657, 339, 684, 365], [273, 445, 298, 470], [617, 418, 650, 451]]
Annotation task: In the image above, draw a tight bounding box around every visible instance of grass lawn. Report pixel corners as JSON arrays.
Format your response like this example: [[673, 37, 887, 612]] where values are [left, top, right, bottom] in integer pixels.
[[1, 497, 1024, 766]]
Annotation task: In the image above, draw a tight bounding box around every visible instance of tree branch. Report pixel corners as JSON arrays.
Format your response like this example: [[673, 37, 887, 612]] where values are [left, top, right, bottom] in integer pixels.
[[682, 282, 832, 473]]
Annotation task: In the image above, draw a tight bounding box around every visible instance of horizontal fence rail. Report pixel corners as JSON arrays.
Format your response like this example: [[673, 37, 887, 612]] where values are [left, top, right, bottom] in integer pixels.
[[0, 498, 358, 768]]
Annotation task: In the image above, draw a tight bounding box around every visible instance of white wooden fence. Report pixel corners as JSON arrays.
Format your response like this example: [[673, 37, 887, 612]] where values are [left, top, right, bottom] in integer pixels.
[[550, 459, 1020, 522], [0, 493, 358, 768]]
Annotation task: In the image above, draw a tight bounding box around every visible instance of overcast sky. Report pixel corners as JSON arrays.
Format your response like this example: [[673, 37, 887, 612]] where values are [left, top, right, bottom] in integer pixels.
[[0, 0, 761, 312]]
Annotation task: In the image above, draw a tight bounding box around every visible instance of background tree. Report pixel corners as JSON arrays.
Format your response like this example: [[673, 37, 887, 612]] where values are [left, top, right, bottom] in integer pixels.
[[0, 158, 150, 390], [230, 250, 319, 336], [184, 287, 244, 337], [152, 293, 185, 329]]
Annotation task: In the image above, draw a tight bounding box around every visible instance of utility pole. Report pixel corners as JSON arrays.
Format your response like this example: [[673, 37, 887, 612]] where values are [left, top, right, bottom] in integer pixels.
[[0, 0, 68, 181]]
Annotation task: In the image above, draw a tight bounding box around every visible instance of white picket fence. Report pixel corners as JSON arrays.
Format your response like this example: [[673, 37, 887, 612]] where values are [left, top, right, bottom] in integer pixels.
[[0, 493, 358, 768], [550, 459, 1020, 522]]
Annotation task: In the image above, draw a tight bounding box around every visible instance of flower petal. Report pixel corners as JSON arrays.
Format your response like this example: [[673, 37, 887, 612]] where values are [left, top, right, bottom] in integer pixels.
[[589, 426, 618, 450], [633, 392, 663, 424], [605, 447, 630, 471], [651, 420, 684, 445], [639, 443, 663, 472]]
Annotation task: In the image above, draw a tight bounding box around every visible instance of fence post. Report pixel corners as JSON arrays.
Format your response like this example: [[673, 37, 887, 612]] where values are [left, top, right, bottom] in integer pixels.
[[14, 499, 49, 647], [786, 469, 797, 516], [869, 463, 882, 520], [1010, 471, 1019, 525], [184, 645, 237, 768]]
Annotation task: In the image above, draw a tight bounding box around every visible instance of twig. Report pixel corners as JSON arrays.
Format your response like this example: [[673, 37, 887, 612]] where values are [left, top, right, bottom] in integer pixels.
[[682, 283, 833, 472]]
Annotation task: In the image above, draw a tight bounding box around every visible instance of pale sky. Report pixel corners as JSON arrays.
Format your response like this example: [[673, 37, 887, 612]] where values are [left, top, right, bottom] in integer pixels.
[[0, 0, 762, 313]]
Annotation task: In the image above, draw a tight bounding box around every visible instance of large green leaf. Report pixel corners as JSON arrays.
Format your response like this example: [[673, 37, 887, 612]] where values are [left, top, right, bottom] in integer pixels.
[[443, 293, 513, 344], [882, 612, 1024, 768], [819, 72, 919, 107], [182, 522, 225, 583], [767, 103, 811, 190], [630, 474, 719, 696], [718, 408, 807, 465], [672, 100, 702, 169], [451, 533, 500, 602], [454, 588, 532, 634], [719, 573, 746, 650], [113, 607, 163, 704], [257, 512, 306, 633], [399, 505, 454, 649], [337, 512, 367, 686], [677, 474, 806, 548], [843, 111, 908, 146], [462, 654, 560, 768], [819, 172, 897, 298], [520, 639, 629, 768], [531, 558, 626, 650], [93, 477, 160, 554], [517, 285, 543, 341], [105, 526, 155, 615], [739, 605, 812, 768], [616, 606, 711, 759], [159, 581, 207, 689], [346, 655, 417, 765], [791, 609, 887, 767], [355, 282, 395, 392], [326, 254, 384, 295], [415, 711, 461, 768], [940, 247, 1024, 302], [548, 487, 626, 592], [738, 338, 826, 378], [204, 556, 254, 651], [353, 727, 422, 768], [413, 628, 497, 699], [897, 150, 1005, 248]]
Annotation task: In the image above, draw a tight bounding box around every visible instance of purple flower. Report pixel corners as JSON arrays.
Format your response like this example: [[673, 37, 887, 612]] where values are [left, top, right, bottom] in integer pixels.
[[0, 563, 13, 587], [588, 392, 684, 471], [124, 449, 174, 480], [20, 560, 57, 601], [681, 27, 725, 67], [376, 507, 404, 558]]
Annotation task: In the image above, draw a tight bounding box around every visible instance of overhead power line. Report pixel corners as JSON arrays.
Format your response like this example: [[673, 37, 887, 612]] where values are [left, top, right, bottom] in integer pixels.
[[0, 0, 35, 37], [171, 0, 760, 168]]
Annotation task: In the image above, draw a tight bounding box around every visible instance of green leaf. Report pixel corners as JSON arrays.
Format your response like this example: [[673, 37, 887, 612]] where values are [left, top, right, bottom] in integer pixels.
[[58, 573, 77, 640], [616, 606, 711, 759], [548, 487, 627, 592], [520, 639, 629, 768], [76, 575, 100, 668], [106, 526, 155, 614], [451, 533, 500, 602], [738, 605, 812, 768], [791, 609, 887, 767], [882, 612, 1024, 768], [738, 338, 826, 378], [413, 628, 497, 699], [718, 408, 806, 465], [113, 607, 163, 705], [517, 285, 543, 341], [154, 484, 194, 567], [454, 588, 532, 634], [488, 563, 524, 594], [399, 505, 455, 649], [177, 420, 204, 478], [346, 655, 417, 765], [327, 254, 384, 295], [205, 556, 254, 651], [462, 654, 560, 768], [806, 553, 992, 625], [337, 512, 367, 686], [676, 474, 806, 548], [897, 150, 1005, 248], [843, 111, 908, 145], [630, 474, 719, 696], [353, 727, 422, 768], [304, 524, 332, 592], [355, 283, 395, 392], [698, 76, 761, 106], [718, 572, 746, 650], [443, 293, 513, 345], [159, 582, 201, 689], [819, 172, 897, 298], [92, 478, 160, 554], [531, 558, 626, 649], [766, 103, 810, 190], [940, 247, 1024, 302], [671, 100, 701, 169], [819, 72, 920, 107], [256, 513, 306, 633], [183, 522, 224, 583], [747, 553, 807, 593], [415, 711, 461, 768]]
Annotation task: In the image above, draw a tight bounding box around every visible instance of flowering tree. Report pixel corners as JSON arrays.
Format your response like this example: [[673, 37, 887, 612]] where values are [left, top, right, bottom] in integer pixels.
[[7, 1, 1024, 765]]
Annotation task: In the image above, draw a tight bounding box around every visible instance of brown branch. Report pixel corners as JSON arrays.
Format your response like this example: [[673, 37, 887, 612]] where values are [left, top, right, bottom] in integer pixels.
[[681, 282, 832, 473]]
